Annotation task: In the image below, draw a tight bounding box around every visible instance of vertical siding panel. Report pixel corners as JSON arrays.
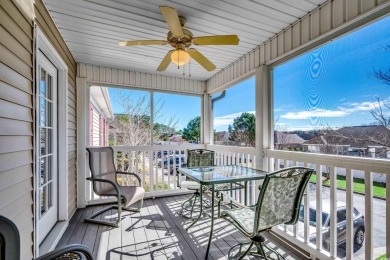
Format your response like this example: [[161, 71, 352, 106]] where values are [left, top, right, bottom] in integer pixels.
[[130, 71, 136, 86], [79, 63, 86, 78], [254, 47, 260, 67], [271, 37, 278, 60], [166, 76, 172, 90], [277, 33, 284, 56], [292, 22, 301, 49], [93, 65, 99, 82], [361, 0, 376, 13], [151, 74, 156, 89], [320, 2, 332, 34], [245, 54, 250, 73], [111, 68, 118, 84], [249, 51, 255, 71], [124, 70, 130, 85], [86, 64, 93, 81], [265, 41, 271, 63], [135, 71, 141, 86], [284, 28, 292, 53], [117, 69, 124, 85], [99, 66, 105, 82], [333, 0, 345, 27], [146, 73, 152, 88], [260, 44, 265, 64], [346, 0, 360, 20], [301, 16, 310, 44], [105, 67, 111, 84], [140, 72, 147, 87], [161, 75, 167, 90], [311, 10, 320, 39]]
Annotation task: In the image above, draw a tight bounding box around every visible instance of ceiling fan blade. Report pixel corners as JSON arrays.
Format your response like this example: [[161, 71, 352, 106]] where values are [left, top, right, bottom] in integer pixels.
[[157, 50, 174, 71], [160, 6, 183, 37], [188, 48, 216, 72], [193, 35, 240, 45], [119, 40, 167, 46]]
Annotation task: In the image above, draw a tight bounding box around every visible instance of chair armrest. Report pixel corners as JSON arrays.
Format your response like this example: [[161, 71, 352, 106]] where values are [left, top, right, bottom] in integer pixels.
[[35, 244, 93, 260], [86, 177, 121, 196], [116, 171, 142, 186]]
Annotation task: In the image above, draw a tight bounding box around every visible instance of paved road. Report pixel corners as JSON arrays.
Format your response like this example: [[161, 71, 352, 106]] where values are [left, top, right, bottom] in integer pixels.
[[306, 183, 386, 259]]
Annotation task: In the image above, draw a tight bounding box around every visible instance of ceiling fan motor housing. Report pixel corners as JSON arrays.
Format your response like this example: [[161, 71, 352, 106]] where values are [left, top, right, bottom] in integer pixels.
[[167, 29, 193, 48]]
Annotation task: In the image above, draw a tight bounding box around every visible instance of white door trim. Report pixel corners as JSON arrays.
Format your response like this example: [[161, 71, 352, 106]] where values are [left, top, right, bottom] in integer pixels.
[[34, 25, 69, 257]]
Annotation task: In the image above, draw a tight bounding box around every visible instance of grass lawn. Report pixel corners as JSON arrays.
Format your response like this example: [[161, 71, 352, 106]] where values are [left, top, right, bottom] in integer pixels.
[[310, 173, 386, 198], [375, 254, 386, 260]]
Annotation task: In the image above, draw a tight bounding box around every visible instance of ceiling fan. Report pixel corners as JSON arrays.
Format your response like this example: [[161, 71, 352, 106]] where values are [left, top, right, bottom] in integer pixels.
[[118, 6, 240, 72]]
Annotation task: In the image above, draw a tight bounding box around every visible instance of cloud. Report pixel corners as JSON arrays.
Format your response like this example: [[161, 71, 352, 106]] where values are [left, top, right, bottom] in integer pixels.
[[280, 98, 390, 120], [214, 111, 255, 127], [281, 109, 348, 119]]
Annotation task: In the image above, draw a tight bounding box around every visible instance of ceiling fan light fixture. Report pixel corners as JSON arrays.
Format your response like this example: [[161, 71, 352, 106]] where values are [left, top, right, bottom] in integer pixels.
[[171, 49, 190, 66]]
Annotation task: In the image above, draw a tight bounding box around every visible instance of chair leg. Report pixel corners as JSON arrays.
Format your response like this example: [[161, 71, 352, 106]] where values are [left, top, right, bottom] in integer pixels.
[[84, 205, 119, 227], [84, 195, 122, 227], [123, 199, 143, 212], [227, 241, 254, 260]]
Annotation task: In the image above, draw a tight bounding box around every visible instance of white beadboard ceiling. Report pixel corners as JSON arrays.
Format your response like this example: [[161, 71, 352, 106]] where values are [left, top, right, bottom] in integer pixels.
[[44, 0, 327, 81]]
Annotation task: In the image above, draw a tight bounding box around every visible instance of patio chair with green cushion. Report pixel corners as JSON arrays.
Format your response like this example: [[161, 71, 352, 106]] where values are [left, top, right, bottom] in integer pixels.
[[179, 149, 214, 219], [86, 146, 145, 227], [220, 166, 314, 260], [0, 215, 93, 260]]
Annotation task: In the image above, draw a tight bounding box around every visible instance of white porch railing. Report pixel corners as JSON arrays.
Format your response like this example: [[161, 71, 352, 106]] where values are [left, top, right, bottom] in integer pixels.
[[85, 144, 389, 259], [207, 144, 258, 206], [267, 149, 390, 260], [86, 144, 204, 203]]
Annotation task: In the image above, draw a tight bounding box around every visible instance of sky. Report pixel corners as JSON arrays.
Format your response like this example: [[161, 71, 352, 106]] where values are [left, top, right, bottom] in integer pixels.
[[107, 14, 390, 133], [108, 88, 201, 130]]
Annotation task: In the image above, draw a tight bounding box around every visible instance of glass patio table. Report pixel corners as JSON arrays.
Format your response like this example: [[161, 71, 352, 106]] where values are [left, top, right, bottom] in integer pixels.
[[178, 165, 267, 259]]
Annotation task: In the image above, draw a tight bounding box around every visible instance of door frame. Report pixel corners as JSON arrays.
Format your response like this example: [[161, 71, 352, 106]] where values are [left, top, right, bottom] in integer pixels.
[[34, 25, 69, 257]]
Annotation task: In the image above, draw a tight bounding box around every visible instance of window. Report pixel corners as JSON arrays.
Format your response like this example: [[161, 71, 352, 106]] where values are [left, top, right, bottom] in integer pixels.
[[153, 92, 201, 144], [273, 15, 390, 157], [213, 77, 255, 147]]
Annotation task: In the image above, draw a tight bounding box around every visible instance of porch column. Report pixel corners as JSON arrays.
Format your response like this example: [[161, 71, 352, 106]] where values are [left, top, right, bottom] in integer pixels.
[[202, 93, 212, 144], [255, 65, 272, 171], [76, 76, 88, 208]]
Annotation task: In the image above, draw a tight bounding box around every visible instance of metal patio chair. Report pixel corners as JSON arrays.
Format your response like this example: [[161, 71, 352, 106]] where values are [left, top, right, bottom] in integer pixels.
[[86, 147, 145, 227], [0, 215, 93, 260], [179, 149, 215, 219], [220, 166, 314, 259]]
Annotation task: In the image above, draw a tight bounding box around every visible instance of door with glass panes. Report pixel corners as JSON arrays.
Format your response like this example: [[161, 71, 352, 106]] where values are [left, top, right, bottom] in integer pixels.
[[37, 51, 58, 243]]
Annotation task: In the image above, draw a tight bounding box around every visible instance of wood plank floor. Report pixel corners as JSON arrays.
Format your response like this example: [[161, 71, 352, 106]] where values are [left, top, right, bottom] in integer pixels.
[[57, 195, 301, 260]]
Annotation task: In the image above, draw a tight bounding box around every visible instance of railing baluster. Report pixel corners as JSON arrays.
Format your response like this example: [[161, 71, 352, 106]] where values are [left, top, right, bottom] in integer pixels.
[[345, 168, 353, 259], [161, 150, 165, 191], [365, 171, 373, 260], [149, 149, 153, 192], [142, 151, 146, 188], [173, 150, 177, 190], [329, 166, 337, 258], [303, 162, 310, 243], [315, 163, 323, 251], [387, 171, 390, 259]]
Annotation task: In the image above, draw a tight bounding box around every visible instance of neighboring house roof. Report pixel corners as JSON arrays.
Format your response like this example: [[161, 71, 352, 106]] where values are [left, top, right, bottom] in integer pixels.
[[90, 86, 114, 119], [169, 135, 183, 142], [274, 131, 305, 144], [303, 125, 390, 148]]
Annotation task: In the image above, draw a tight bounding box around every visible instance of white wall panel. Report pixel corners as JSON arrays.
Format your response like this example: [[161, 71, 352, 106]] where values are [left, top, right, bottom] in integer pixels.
[[206, 0, 390, 94], [78, 63, 206, 95]]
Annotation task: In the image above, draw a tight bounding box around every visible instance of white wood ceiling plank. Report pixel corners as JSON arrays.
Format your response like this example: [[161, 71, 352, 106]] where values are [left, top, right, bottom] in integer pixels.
[[44, 0, 328, 81], [276, 0, 318, 11], [223, 0, 303, 23], [169, 0, 286, 30]]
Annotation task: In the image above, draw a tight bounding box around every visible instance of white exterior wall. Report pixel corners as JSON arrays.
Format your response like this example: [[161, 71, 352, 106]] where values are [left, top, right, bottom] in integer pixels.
[[78, 63, 206, 95]]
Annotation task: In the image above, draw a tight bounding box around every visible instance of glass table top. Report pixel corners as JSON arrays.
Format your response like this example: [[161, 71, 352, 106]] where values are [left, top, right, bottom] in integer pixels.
[[178, 165, 267, 185]]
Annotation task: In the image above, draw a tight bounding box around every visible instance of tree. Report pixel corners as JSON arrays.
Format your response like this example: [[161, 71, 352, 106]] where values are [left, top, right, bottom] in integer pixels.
[[372, 44, 390, 86], [182, 116, 200, 143], [228, 112, 256, 147], [109, 90, 177, 146]]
